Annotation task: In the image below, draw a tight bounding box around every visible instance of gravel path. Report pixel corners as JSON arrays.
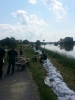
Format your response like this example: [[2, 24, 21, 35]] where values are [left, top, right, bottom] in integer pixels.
[[0, 64, 40, 100]]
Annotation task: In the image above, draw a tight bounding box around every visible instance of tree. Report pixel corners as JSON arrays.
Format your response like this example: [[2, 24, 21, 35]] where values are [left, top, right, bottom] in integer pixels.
[[36, 40, 40, 46], [0, 37, 17, 47], [19, 40, 22, 44], [22, 39, 29, 44]]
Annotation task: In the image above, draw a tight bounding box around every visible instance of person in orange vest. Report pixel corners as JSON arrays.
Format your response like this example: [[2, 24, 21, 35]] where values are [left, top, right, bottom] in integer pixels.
[[19, 45, 22, 55]]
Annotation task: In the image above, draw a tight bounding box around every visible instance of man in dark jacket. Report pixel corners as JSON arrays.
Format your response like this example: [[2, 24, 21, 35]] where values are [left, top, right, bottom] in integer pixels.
[[42, 51, 47, 60], [6, 46, 18, 74], [0, 43, 5, 79]]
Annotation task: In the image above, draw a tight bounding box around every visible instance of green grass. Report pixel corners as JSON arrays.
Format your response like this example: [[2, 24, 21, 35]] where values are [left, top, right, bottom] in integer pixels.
[[39, 47, 75, 71]]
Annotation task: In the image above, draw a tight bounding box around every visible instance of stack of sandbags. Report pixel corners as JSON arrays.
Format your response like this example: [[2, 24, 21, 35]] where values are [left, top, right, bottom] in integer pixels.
[[34, 49, 75, 100], [17, 56, 30, 64], [32, 55, 38, 62], [38, 50, 42, 55], [42, 58, 75, 100], [17, 56, 26, 64], [25, 58, 30, 62]]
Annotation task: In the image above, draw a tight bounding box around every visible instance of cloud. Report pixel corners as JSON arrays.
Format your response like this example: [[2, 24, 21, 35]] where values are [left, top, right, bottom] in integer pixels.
[[0, 10, 50, 42], [28, 0, 37, 4], [1, 23, 74, 42], [12, 10, 47, 25], [0, 24, 50, 42], [41, 0, 67, 21], [28, 0, 67, 20], [0, 24, 23, 39]]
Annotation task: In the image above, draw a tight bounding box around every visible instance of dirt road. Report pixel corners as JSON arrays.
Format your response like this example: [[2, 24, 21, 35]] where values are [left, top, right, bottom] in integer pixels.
[[0, 65, 40, 100]]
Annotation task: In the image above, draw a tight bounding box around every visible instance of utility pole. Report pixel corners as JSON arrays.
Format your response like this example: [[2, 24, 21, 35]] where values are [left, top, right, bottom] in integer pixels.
[[43, 39, 45, 48]]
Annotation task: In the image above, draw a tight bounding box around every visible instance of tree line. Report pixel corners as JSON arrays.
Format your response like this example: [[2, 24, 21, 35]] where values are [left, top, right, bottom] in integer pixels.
[[0, 37, 41, 47], [0, 37, 29, 47]]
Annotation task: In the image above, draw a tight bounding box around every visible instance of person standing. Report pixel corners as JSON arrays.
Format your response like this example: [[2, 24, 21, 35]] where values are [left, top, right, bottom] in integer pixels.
[[42, 51, 47, 60], [19, 45, 22, 55], [35, 45, 38, 50], [0, 43, 5, 79], [6, 46, 18, 74]]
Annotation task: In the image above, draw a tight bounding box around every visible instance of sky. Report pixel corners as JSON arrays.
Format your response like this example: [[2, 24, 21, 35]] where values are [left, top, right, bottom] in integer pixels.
[[0, 0, 75, 42]]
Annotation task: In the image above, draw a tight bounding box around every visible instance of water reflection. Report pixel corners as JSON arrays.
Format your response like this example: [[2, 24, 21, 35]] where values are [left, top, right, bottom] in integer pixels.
[[41, 44, 75, 58], [59, 44, 73, 51]]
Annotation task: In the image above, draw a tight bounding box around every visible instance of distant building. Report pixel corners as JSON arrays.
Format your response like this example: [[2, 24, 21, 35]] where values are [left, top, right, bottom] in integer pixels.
[[60, 38, 64, 44], [60, 37, 73, 44], [64, 37, 73, 43]]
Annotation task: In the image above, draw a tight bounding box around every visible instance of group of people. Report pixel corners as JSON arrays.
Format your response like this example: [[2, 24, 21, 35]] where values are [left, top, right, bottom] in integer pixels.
[[0, 44, 23, 79], [0, 43, 47, 79]]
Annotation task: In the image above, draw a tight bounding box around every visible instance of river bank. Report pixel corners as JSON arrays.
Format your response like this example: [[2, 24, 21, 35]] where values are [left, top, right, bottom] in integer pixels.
[[39, 47, 75, 91], [22, 45, 58, 100], [18, 45, 75, 100], [22, 45, 75, 99]]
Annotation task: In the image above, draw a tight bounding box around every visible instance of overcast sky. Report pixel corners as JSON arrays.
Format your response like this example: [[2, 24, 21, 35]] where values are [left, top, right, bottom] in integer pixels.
[[0, 0, 75, 42]]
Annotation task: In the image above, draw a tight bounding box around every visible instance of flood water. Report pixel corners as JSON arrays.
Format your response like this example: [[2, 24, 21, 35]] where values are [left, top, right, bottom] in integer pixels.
[[41, 44, 75, 58]]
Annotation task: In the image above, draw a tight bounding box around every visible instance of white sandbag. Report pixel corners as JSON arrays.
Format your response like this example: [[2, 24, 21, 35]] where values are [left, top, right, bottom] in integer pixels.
[[56, 71, 63, 80], [50, 74, 57, 80], [54, 78, 62, 82], [50, 70, 57, 75], [57, 82, 67, 89], [69, 95, 75, 100], [38, 50, 42, 54], [43, 60, 47, 63], [44, 61, 53, 66], [51, 82, 64, 96], [54, 82, 68, 96], [58, 96, 70, 100], [64, 90, 75, 95], [44, 77, 51, 87], [54, 80, 62, 85], [50, 81, 57, 88], [57, 89, 65, 97]]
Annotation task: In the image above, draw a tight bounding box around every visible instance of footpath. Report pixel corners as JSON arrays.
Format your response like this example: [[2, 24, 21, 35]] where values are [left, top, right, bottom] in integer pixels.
[[0, 64, 40, 100]]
